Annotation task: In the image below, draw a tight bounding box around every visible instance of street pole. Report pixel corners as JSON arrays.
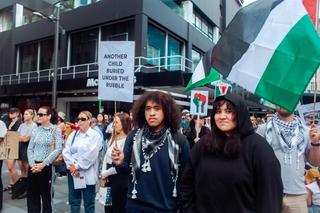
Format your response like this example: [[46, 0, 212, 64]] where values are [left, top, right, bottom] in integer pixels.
[[52, 5, 60, 109]]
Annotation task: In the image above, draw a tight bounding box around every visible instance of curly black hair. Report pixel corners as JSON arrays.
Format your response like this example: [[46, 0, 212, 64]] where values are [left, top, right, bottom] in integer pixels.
[[131, 91, 181, 132]]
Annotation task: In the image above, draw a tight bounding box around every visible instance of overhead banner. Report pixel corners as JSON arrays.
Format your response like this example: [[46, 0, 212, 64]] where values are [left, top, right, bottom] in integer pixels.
[[98, 41, 135, 102], [190, 90, 209, 116]]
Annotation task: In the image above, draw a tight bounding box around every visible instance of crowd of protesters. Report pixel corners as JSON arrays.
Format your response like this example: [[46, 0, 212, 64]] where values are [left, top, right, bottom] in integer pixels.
[[0, 91, 320, 213]]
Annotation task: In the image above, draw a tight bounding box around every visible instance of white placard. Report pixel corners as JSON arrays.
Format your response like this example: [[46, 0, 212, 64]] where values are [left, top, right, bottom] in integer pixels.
[[298, 102, 320, 126], [73, 173, 86, 189], [98, 41, 135, 102], [190, 90, 209, 116]]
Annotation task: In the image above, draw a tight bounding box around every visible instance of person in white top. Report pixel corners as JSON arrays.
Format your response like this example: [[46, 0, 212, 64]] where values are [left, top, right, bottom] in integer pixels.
[[101, 112, 132, 213], [63, 111, 102, 213], [307, 176, 320, 213], [17, 109, 37, 177]]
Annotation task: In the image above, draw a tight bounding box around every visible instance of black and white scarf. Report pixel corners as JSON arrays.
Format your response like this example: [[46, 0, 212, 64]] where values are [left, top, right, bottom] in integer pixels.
[[266, 113, 307, 166], [130, 125, 180, 199]]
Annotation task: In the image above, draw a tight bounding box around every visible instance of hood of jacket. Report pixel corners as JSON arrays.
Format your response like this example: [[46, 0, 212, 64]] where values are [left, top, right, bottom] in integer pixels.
[[213, 94, 254, 137]]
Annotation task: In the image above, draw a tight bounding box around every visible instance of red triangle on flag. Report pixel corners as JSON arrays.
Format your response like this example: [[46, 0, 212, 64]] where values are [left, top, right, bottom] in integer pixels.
[[220, 85, 227, 94]]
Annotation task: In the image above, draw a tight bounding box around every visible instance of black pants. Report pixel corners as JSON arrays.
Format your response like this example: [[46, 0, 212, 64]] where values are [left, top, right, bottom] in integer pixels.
[[27, 164, 52, 213], [104, 174, 128, 213]]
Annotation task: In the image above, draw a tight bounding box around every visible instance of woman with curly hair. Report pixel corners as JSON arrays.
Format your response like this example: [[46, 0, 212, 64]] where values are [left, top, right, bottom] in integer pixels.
[[180, 94, 283, 213], [112, 91, 190, 212]]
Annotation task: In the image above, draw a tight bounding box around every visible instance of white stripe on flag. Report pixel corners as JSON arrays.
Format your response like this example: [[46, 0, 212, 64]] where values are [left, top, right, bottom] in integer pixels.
[[227, 0, 307, 92], [191, 59, 205, 83]]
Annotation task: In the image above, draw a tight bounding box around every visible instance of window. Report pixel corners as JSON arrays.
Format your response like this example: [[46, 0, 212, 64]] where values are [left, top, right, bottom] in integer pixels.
[[147, 24, 166, 66], [192, 9, 218, 42], [0, 6, 13, 32], [40, 39, 54, 69], [20, 42, 38, 73], [70, 28, 99, 65], [147, 24, 184, 71], [101, 21, 134, 41], [167, 36, 182, 71]]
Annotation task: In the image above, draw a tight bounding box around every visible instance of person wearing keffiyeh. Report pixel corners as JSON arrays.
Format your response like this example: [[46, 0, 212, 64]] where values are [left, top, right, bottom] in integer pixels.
[[257, 107, 320, 213], [112, 91, 190, 213]]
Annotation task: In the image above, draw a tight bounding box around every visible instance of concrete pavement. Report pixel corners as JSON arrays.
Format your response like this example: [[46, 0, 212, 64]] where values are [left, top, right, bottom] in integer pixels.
[[2, 165, 105, 212]]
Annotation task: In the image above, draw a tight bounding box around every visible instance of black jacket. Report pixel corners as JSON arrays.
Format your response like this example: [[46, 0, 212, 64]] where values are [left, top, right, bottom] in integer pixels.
[[180, 94, 283, 213]]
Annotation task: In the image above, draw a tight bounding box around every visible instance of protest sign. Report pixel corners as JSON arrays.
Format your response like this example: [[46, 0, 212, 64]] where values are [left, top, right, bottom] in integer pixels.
[[190, 90, 209, 116], [98, 41, 135, 103], [0, 131, 19, 160]]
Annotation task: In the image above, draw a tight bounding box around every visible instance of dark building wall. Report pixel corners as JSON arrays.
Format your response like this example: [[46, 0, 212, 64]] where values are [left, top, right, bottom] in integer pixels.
[[226, 0, 241, 25]]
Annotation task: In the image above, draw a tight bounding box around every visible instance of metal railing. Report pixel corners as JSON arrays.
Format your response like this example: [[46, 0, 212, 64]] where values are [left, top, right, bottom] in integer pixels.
[[0, 55, 193, 86]]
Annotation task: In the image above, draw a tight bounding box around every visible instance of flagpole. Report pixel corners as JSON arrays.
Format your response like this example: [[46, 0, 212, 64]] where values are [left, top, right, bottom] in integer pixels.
[[313, 0, 319, 124]]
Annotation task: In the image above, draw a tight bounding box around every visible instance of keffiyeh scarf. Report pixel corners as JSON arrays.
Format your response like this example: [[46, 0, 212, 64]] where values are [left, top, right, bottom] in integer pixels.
[[130, 125, 180, 199], [266, 113, 307, 167]]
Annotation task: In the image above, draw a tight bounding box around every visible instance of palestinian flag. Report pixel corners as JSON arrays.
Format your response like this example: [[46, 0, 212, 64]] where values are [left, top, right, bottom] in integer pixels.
[[184, 47, 221, 92], [215, 83, 231, 98], [211, 0, 320, 112]]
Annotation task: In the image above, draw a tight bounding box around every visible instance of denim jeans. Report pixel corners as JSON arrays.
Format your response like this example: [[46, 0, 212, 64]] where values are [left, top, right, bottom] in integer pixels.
[[67, 173, 96, 213]]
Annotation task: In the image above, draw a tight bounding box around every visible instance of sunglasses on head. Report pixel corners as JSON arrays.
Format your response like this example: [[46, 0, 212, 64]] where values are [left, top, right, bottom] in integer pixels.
[[77, 117, 88, 122], [37, 113, 48, 117]]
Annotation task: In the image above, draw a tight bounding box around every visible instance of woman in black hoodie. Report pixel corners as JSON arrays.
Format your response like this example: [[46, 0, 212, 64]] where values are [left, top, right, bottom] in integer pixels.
[[180, 94, 283, 213]]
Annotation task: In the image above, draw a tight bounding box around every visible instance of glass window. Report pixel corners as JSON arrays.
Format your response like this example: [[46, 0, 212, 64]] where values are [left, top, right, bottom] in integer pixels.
[[167, 36, 182, 71], [0, 6, 13, 32], [147, 24, 166, 66], [40, 39, 54, 70], [20, 42, 38, 73], [101, 21, 134, 41], [192, 49, 201, 72], [70, 28, 99, 65]]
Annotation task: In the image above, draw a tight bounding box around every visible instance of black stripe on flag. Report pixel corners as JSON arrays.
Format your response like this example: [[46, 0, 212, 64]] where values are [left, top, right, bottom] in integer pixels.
[[211, 0, 283, 77]]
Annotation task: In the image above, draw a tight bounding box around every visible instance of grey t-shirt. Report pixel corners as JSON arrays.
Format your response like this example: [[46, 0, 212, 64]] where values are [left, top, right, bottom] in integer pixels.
[[256, 122, 309, 195], [18, 122, 37, 138]]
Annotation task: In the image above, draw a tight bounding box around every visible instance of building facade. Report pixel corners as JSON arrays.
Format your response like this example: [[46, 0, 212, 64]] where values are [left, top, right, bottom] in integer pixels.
[[0, 0, 241, 120]]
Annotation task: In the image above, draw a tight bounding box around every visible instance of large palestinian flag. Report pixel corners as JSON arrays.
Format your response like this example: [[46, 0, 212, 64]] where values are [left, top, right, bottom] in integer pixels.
[[187, 0, 320, 112]]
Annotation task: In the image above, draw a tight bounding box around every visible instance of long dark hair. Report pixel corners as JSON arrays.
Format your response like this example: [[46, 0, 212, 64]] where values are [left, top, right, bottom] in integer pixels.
[[110, 112, 132, 146], [203, 99, 241, 158], [132, 91, 181, 132]]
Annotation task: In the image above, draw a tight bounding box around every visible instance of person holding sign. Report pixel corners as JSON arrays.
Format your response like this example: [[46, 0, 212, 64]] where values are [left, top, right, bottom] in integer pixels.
[[180, 94, 283, 213], [101, 112, 131, 213], [112, 91, 190, 212], [63, 111, 102, 213], [27, 106, 63, 213]]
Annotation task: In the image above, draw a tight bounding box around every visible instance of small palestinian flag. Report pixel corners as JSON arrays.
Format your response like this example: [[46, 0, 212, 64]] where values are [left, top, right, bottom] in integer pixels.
[[211, 0, 320, 112], [184, 47, 221, 92], [215, 83, 231, 98]]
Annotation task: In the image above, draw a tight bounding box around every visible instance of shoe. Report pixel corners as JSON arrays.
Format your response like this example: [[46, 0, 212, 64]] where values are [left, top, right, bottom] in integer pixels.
[[16, 192, 27, 199], [3, 184, 12, 192]]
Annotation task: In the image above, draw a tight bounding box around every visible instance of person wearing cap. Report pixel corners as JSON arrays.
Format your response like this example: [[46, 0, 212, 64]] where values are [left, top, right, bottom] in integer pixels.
[[256, 106, 320, 213], [57, 112, 67, 140], [180, 109, 191, 135], [180, 94, 283, 213], [4, 107, 22, 193]]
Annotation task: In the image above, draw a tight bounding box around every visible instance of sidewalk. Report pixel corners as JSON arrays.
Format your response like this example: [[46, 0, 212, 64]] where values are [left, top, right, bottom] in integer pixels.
[[2, 165, 104, 212]]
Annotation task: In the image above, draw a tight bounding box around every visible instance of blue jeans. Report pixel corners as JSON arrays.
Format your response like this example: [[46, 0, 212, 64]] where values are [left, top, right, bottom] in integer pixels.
[[308, 205, 320, 213], [67, 173, 96, 213]]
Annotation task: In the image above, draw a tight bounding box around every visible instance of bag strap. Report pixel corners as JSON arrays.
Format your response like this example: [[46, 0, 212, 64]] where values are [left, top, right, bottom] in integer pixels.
[[71, 130, 78, 145]]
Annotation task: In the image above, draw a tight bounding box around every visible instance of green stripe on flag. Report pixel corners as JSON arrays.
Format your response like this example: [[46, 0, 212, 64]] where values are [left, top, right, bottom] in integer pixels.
[[255, 15, 320, 112], [184, 67, 221, 92]]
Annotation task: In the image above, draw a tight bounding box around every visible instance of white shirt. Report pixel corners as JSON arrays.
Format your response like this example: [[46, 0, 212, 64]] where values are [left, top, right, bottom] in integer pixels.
[[307, 181, 320, 206], [63, 128, 102, 185], [101, 137, 126, 178]]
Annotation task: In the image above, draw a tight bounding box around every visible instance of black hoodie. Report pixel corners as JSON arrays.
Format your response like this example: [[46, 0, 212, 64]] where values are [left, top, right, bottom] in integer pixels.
[[180, 94, 283, 213]]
